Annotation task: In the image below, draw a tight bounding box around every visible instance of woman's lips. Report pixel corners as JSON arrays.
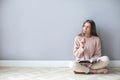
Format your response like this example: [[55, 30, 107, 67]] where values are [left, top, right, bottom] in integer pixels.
[[83, 30, 86, 33]]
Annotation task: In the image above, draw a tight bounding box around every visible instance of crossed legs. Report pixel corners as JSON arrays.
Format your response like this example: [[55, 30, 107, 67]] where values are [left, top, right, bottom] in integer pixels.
[[69, 56, 110, 74]]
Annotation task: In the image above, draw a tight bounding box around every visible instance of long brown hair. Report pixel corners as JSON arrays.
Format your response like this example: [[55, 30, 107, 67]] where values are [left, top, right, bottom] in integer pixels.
[[79, 20, 98, 37]]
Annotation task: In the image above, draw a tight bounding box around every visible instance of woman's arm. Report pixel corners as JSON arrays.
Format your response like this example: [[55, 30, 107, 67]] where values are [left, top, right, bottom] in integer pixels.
[[73, 36, 84, 58], [91, 37, 101, 60]]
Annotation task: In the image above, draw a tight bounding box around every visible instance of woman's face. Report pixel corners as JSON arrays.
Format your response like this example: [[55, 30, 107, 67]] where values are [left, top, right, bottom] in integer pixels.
[[83, 22, 91, 35]]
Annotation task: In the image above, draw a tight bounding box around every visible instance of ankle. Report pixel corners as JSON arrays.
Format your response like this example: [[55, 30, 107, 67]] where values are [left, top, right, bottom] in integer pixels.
[[89, 69, 96, 74], [73, 71, 85, 74]]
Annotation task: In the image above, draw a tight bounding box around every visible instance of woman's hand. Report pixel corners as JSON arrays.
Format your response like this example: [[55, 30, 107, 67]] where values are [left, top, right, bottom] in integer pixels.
[[97, 58, 102, 62], [80, 38, 86, 48]]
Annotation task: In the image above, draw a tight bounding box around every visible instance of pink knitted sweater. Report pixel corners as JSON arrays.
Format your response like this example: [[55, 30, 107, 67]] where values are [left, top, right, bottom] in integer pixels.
[[73, 36, 101, 61]]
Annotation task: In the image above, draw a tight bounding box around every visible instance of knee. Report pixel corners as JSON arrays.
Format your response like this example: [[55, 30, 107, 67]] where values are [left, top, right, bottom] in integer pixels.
[[69, 61, 79, 68], [99, 56, 110, 65]]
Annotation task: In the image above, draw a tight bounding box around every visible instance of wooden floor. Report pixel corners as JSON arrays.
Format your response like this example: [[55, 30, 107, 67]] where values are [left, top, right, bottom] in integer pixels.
[[0, 67, 120, 80]]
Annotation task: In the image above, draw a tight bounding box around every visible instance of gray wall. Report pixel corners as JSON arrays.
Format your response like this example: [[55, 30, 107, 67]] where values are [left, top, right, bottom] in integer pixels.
[[0, 0, 120, 60]]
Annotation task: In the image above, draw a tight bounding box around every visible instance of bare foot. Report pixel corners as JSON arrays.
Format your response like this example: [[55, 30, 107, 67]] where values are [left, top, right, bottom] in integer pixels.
[[73, 71, 85, 74], [102, 68, 109, 74], [89, 68, 109, 74]]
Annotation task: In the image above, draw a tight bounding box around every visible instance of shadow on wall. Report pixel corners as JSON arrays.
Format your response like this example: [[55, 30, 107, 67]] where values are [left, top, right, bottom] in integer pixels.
[[98, 26, 114, 60]]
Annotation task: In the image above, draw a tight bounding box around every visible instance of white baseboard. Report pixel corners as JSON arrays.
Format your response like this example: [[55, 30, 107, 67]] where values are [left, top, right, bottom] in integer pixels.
[[0, 60, 70, 67], [108, 61, 120, 67], [0, 60, 120, 67]]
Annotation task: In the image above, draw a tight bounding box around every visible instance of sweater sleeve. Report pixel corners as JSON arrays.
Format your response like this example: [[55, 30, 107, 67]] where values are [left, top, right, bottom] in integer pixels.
[[91, 37, 101, 60], [73, 36, 84, 58]]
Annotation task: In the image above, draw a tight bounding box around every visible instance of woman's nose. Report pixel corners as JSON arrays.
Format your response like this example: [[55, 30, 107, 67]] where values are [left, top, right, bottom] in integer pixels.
[[84, 27, 87, 30]]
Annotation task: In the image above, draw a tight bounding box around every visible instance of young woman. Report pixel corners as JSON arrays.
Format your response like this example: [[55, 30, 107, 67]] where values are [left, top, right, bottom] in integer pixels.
[[69, 20, 110, 74]]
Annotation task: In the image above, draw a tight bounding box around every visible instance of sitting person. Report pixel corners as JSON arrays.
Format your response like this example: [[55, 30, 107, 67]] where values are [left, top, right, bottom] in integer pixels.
[[69, 20, 110, 74]]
